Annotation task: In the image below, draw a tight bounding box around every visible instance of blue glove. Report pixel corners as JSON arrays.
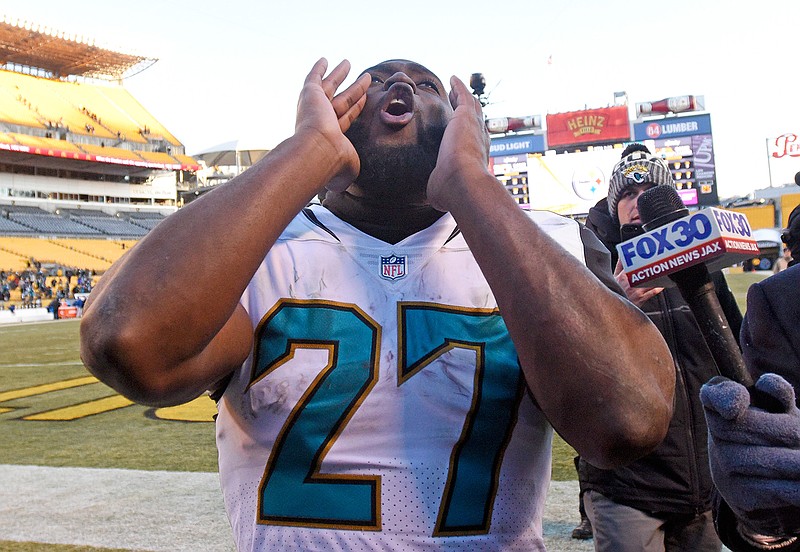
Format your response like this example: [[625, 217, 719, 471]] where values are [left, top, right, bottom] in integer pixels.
[[701, 373, 800, 537]]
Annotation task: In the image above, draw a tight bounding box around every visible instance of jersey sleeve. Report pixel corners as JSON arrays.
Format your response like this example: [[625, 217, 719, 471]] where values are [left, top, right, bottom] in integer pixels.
[[578, 222, 624, 295]]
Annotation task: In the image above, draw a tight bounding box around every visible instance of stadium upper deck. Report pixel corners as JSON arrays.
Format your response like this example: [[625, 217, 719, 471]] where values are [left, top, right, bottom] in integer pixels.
[[0, 16, 199, 230]]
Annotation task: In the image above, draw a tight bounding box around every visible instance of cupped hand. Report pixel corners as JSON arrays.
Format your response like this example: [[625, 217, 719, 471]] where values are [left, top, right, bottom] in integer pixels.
[[295, 58, 370, 192], [427, 75, 492, 212]]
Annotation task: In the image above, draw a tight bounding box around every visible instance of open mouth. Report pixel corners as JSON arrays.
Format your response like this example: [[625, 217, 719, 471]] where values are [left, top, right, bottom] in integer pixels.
[[380, 83, 415, 128]]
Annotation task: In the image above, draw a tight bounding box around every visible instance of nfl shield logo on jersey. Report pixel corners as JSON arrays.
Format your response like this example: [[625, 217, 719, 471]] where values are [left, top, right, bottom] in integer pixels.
[[380, 254, 407, 281]]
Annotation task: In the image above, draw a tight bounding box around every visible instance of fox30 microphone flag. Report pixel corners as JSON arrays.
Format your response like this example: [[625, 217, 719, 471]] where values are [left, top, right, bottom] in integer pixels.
[[617, 208, 760, 288]]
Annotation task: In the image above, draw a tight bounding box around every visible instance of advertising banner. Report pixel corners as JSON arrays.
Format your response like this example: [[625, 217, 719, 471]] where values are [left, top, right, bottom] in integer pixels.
[[489, 134, 545, 156], [546, 106, 630, 148], [633, 114, 712, 141], [767, 132, 800, 186]]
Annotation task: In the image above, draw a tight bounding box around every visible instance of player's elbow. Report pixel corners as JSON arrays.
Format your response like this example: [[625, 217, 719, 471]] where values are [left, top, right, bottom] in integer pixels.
[[80, 308, 185, 407], [586, 386, 674, 469], [592, 332, 676, 468], [600, 406, 672, 468]]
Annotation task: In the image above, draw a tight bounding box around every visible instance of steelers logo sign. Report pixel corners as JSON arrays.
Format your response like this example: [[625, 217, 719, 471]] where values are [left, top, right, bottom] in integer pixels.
[[572, 167, 607, 201]]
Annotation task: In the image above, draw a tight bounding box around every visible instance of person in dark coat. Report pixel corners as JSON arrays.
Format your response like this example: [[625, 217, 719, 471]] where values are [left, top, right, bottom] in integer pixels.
[[702, 205, 800, 552], [702, 222, 800, 551], [577, 144, 742, 552]]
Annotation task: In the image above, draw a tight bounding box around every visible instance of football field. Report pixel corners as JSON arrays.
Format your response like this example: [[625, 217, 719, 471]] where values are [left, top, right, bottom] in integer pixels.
[[0, 319, 234, 551], [1, 269, 764, 551]]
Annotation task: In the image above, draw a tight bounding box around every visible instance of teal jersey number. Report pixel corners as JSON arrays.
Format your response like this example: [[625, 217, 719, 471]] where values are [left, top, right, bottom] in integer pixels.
[[251, 299, 523, 536], [399, 303, 523, 536]]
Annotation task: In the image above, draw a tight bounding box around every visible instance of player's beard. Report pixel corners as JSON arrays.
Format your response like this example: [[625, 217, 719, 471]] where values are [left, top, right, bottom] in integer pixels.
[[345, 119, 446, 205]]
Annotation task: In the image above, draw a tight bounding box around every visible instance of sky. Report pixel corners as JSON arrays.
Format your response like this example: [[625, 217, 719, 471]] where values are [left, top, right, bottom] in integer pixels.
[[3, 0, 800, 199]]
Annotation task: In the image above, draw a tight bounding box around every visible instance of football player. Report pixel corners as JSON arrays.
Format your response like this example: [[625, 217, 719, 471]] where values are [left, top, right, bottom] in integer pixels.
[[81, 58, 675, 551]]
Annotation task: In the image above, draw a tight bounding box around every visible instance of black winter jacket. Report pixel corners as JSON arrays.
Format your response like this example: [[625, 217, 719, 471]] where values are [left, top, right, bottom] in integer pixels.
[[578, 198, 743, 515]]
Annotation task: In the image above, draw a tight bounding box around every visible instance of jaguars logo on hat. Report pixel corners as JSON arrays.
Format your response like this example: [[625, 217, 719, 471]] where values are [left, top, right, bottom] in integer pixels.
[[621, 163, 652, 184]]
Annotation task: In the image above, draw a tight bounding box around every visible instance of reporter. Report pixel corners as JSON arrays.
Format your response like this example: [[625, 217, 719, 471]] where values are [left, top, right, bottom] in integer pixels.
[[578, 144, 738, 552]]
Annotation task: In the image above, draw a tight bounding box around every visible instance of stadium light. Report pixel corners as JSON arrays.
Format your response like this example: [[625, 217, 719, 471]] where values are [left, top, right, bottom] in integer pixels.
[[470, 73, 486, 97]]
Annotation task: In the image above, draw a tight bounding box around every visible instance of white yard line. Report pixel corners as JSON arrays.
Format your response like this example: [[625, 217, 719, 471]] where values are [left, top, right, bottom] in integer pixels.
[[0, 465, 234, 552]]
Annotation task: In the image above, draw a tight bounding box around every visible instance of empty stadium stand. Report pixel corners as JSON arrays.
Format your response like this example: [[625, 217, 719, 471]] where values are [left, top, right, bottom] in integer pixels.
[[0, 18, 203, 312], [0, 18, 199, 225], [69, 214, 148, 237], [9, 211, 101, 235], [0, 214, 35, 234], [0, 205, 165, 238]]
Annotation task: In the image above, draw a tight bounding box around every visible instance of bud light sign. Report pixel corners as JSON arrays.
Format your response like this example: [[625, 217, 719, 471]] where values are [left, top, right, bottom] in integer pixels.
[[617, 208, 759, 287]]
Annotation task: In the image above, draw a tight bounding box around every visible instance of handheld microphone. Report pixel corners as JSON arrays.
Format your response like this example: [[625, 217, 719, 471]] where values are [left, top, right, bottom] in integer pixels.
[[634, 185, 754, 386]]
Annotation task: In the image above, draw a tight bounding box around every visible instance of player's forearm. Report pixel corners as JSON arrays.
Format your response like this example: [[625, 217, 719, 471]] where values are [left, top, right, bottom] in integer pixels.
[[445, 174, 675, 468]]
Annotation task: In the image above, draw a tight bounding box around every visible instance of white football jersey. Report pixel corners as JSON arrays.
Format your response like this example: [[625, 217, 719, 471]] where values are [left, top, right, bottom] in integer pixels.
[[216, 204, 595, 551]]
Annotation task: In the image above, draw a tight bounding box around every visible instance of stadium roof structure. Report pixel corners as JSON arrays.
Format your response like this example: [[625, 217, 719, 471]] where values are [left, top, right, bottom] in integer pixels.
[[193, 139, 271, 168], [0, 17, 156, 80]]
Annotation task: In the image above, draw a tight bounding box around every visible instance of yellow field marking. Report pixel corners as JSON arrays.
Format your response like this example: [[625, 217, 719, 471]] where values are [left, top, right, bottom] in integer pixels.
[[23, 395, 134, 421], [0, 376, 98, 403], [0, 376, 216, 422], [153, 395, 217, 422]]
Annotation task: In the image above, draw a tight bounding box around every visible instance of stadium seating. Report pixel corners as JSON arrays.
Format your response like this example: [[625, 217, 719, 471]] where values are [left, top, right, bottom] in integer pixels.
[[0, 69, 117, 140], [0, 216, 35, 235], [123, 212, 165, 231], [69, 215, 148, 237], [93, 84, 182, 146], [6, 132, 87, 155], [0, 25, 200, 310], [50, 238, 134, 264], [8, 212, 100, 235], [78, 142, 147, 162], [0, 236, 135, 273], [137, 150, 182, 166], [0, 237, 113, 272], [173, 153, 201, 168], [1, 205, 170, 238], [0, 69, 183, 148], [0, 74, 47, 130], [0, 247, 27, 270]]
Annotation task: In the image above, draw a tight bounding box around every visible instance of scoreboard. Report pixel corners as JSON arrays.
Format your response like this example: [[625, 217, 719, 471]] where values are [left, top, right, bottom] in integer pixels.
[[488, 112, 719, 215], [634, 114, 719, 208]]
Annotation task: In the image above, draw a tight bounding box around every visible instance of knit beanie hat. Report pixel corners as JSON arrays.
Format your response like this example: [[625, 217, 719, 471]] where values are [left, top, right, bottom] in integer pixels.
[[607, 145, 675, 219]]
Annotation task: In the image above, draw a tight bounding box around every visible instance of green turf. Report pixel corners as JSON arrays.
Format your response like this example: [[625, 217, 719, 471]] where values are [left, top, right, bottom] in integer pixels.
[[0, 319, 218, 472], [725, 270, 771, 313]]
